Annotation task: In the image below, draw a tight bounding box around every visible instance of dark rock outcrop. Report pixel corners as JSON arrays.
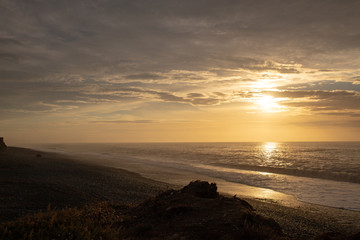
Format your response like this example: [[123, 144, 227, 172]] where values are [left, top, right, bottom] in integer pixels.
[[0, 138, 7, 151], [119, 180, 291, 240], [180, 180, 219, 198]]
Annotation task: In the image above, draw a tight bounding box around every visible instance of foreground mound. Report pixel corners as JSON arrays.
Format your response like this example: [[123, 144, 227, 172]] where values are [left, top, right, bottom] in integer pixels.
[[1, 181, 291, 240], [121, 180, 290, 240]]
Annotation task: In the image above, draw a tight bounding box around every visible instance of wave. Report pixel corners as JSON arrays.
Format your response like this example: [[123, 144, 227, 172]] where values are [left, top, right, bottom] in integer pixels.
[[123, 157, 360, 211], [209, 163, 360, 184], [186, 163, 360, 211]]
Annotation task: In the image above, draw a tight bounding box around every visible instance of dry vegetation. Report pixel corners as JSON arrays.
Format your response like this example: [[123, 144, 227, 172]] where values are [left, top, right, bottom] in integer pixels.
[[0, 203, 123, 240]]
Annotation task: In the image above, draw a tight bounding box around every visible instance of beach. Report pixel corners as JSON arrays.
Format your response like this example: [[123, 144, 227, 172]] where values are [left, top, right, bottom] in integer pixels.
[[1, 146, 360, 239], [0, 147, 171, 222]]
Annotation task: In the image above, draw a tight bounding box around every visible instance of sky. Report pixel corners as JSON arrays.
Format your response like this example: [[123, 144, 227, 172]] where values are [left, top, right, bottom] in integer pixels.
[[1, 0, 360, 145]]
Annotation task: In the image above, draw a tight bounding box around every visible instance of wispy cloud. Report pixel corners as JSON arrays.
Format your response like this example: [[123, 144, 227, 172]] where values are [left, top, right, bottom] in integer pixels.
[[124, 73, 167, 80], [90, 120, 156, 124]]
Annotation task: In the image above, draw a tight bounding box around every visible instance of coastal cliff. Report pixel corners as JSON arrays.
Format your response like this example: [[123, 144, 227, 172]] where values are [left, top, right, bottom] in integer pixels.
[[0, 138, 7, 151]]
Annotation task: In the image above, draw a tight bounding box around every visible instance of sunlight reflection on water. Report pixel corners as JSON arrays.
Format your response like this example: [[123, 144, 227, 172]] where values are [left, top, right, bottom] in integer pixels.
[[262, 142, 278, 157], [261, 142, 278, 164], [260, 142, 290, 168]]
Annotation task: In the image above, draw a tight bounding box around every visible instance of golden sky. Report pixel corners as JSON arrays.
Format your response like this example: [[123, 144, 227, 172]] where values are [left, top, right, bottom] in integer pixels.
[[1, 1, 360, 144]]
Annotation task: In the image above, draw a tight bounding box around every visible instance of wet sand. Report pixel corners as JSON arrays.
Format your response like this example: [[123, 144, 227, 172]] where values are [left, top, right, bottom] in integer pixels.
[[1, 147, 359, 239], [115, 162, 360, 239]]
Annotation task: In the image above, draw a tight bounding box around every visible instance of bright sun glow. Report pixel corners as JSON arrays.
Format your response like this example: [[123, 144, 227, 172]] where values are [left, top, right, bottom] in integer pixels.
[[255, 95, 284, 113], [263, 142, 277, 154]]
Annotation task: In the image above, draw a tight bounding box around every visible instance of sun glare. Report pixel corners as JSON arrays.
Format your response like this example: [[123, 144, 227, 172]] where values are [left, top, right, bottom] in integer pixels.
[[255, 95, 284, 113], [263, 142, 277, 154]]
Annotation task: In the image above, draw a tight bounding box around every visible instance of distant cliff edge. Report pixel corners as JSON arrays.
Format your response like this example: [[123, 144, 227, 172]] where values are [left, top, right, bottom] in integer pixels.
[[0, 137, 7, 151]]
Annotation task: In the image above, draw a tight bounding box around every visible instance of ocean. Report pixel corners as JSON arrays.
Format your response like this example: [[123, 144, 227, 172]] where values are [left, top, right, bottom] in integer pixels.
[[35, 142, 360, 211]]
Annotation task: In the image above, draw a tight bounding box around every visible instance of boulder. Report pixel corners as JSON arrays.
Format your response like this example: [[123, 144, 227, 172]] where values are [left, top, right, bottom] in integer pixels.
[[122, 181, 291, 240], [180, 180, 219, 198]]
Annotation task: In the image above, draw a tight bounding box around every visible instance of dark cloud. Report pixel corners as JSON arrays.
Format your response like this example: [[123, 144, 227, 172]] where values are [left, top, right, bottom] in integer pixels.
[[125, 73, 166, 80], [0, 52, 19, 62], [352, 76, 360, 81], [170, 72, 208, 81], [1, 0, 360, 76], [281, 80, 360, 92], [316, 112, 360, 118], [0, 80, 146, 115], [208, 57, 301, 73], [156, 91, 222, 106], [267, 90, 359, 100], [187, 93, 205, 98], [0, 101, 55, 113], [0, 70, 42, 81], [213, 92, 227, 97], [156, 92, 187, 103], [0, 37, 23, 45]]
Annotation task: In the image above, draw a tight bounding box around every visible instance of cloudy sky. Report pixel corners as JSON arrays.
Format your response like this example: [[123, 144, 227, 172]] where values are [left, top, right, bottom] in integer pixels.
[[1, 0, 360, 144]]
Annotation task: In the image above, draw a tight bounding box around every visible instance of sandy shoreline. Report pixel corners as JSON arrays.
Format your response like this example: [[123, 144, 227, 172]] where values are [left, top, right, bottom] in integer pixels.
[[1, 147, 360, 239], [0, 147, 171, 222]]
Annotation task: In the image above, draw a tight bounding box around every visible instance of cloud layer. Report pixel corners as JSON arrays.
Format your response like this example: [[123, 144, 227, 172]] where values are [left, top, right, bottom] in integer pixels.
[[1, 0, 360, 142]]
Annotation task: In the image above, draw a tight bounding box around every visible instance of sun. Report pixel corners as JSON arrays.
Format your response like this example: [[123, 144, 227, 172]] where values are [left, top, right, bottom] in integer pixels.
[[255, 95, 284, 113]]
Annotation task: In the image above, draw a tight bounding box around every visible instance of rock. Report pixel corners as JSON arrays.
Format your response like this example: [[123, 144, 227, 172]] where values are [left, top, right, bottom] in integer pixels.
[[0, 137, 7, 151], [121, 181, 291, 240], [180, 180, 219, 198]]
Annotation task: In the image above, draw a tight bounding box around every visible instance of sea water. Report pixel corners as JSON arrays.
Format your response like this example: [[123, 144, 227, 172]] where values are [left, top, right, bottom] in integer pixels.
[[35, 142, 360, 211]]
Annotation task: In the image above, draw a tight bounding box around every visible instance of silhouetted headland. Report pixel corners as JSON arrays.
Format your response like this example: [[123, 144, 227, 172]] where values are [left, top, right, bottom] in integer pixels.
[[0, 137, 7, 151]]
